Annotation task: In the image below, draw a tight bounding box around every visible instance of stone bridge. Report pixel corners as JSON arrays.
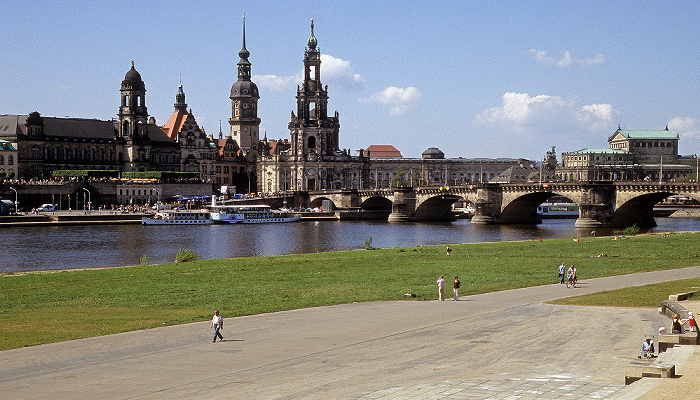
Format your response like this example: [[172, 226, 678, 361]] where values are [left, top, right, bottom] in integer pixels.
[[308, 182, 700, 227]]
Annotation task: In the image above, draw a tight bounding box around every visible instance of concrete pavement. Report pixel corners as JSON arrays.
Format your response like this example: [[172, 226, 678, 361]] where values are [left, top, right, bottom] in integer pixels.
[[2, 266, 700, 399]]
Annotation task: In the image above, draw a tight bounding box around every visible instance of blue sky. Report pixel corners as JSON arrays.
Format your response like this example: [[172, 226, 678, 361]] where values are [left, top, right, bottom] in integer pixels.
[[2, 1, 699, 160]]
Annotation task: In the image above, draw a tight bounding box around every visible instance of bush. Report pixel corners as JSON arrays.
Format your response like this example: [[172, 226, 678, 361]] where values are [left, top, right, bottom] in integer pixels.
[[364, 237, 375, 250], [175, 249, 199, 263], [139, 255, 150, 265], [623, 224, 640, 236]]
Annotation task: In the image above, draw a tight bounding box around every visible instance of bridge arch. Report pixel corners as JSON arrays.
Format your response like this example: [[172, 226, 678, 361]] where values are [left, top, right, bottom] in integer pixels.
[[360, 196, 392, 211], [414, 194, 462, 221], [499, 192, 571, 224]]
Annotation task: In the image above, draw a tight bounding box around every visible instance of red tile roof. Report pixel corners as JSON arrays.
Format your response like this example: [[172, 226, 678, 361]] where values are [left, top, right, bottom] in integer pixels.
[[364, 144, 402, 158]]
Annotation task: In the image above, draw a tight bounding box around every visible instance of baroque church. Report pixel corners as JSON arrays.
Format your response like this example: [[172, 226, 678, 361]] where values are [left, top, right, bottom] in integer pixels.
[[257, 19, 370, 192]]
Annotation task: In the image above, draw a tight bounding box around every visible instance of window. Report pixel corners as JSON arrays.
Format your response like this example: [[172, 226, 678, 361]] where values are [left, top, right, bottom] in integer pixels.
[[0, 155, 3, 164], [8, 155, 13, 165], [307, 136, 316, 149]]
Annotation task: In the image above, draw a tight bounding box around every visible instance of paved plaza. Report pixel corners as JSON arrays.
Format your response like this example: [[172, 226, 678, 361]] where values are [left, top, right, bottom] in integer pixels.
[[2, 267, 700, 399]]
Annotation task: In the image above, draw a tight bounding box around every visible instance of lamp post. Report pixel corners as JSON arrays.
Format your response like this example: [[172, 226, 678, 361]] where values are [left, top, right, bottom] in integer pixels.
[[9, 187, 17, 213], [153, 188, 160, 206], [82, 188, 91, 212]]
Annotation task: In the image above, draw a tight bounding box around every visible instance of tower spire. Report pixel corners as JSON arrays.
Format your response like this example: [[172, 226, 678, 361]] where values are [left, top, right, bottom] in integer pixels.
[[307, 17, 318, 50]]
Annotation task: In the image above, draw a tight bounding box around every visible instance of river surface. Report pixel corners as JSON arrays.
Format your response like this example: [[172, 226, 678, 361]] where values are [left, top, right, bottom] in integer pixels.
[[2, 217, 699, 272]]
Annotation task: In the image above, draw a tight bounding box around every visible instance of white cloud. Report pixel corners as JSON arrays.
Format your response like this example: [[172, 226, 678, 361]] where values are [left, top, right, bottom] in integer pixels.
[[253, 74, 301, 91], [360, 86, 421, 115], [668, 117, 700, 139], [528, 49, 605, 67], [320, 54, 364, 91], [474, 92, 617, 133], [576, 103, 616, 131], [252, 54, 363, 92]]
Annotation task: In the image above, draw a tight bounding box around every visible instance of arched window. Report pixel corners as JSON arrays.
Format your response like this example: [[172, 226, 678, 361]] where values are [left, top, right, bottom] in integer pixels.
[[307, 136, 316, 149]]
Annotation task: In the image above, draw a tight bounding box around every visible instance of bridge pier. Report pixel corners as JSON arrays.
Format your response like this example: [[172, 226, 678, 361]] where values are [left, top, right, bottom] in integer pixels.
[[387, 187, 416, 222], [574, 184, 616, 228], [470, 186, 502, 225]]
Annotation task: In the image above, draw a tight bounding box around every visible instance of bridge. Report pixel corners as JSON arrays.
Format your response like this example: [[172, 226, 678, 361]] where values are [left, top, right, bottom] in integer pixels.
[[308, 182, 700, 228]]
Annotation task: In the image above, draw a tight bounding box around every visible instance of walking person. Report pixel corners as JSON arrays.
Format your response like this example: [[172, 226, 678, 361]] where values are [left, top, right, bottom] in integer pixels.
[[558, 262, 566, 284], [437, 276, 445, 301], [453, 276, 461, 301], [211, 310, 224, 342], [446, 246, 452, 256]]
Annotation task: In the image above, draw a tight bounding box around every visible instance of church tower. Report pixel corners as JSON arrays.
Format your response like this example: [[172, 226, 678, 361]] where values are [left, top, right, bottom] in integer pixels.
[[289, 18, 340, 162], [229, 14, 260, 152]]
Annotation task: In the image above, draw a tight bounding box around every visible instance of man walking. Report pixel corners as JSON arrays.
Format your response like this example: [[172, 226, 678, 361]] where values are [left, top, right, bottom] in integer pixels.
[[453, 276, 461, 301], [211, 310, 224, 343], [558, 262, 566, 284]]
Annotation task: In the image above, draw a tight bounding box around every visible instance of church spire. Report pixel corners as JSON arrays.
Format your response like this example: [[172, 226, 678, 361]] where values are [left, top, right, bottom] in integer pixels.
[[237, 12, 251, 80]]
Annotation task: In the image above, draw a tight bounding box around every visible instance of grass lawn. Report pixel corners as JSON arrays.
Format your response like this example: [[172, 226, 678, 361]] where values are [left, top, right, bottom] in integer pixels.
[[550, 277, 700, 308], [1, 232, 699, 350]]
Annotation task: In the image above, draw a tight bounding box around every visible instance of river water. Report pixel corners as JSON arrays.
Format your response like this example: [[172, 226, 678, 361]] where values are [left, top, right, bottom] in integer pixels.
[[2, 217, 699, 273]]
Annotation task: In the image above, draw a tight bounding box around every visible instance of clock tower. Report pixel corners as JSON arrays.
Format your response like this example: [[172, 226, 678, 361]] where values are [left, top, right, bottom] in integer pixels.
[[229, 14, 260, 152]]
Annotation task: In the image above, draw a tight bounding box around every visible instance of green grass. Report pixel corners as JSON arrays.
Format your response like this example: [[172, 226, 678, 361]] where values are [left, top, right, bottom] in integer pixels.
[[1, 232, 700, 350], [550, 277, 700, 308]]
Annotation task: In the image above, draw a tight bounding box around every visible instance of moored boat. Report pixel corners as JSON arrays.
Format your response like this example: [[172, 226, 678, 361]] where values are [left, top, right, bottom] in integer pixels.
[[142, 210, 213, 225], [210, 204, 301, 224], [537, 203, 579, 218]]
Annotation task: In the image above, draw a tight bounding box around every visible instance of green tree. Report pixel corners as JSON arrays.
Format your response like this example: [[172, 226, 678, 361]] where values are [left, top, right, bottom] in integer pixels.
[[391, 170, 408, 187]]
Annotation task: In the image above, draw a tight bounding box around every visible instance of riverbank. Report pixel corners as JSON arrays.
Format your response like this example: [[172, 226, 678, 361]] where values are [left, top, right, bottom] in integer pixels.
[[1, 232, 699, 350]]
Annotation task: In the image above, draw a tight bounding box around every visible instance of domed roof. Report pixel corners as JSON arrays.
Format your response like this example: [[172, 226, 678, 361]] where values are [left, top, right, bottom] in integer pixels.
[[421, 147, 445, 159], [124, 61, 143, 82], [230, 80, 259, 99]]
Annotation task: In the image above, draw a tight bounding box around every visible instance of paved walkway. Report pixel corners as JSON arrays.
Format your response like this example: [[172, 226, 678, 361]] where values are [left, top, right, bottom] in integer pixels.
[[2, 266, 700, 399]]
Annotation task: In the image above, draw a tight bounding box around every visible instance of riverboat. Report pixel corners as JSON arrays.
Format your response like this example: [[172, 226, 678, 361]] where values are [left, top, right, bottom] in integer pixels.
[[209, 205, 301, 224], [142, 210, 214, 225], [536, 203, 579, 218]]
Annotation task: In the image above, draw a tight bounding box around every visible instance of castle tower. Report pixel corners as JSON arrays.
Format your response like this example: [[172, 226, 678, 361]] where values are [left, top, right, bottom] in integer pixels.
[[118, 61, 149, 140], [228, 14, 260, 152], [289, 18, 340, 162]]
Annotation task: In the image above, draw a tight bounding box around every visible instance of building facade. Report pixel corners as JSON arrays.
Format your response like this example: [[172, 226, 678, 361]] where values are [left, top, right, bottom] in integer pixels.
[[558, 127, 692, 181], [0, 139, 18, 178], [0, 63, 181, 179], [161, 84, 216, 181]]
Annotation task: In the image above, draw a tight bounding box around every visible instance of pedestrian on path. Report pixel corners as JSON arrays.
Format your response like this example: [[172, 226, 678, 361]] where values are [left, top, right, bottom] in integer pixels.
[[453, 276, 461, 301], [558, 262, 566, 284], [211, 310, 224, 342], [437, 276, 445, 301]]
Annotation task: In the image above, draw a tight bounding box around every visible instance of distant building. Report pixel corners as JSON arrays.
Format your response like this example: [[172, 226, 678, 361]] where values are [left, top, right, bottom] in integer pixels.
[[558, 127, 692, 181]]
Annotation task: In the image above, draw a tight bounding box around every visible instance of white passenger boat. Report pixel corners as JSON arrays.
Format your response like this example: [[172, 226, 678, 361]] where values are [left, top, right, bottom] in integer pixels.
[[210, 204, 301, 224], [142, 210, 214, 225], [536, 203, 579, 218]]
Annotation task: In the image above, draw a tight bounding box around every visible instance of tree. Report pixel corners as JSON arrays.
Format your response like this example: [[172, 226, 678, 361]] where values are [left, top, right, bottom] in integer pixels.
[[392, 170, 408, 187]]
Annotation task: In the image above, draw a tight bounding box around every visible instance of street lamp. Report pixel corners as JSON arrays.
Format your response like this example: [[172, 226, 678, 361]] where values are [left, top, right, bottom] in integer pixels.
[[153, 188, 160, 207], [9, 187, 17, 213], [82, 188, 91, 211]]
